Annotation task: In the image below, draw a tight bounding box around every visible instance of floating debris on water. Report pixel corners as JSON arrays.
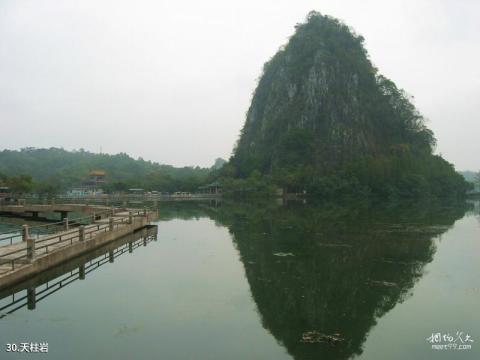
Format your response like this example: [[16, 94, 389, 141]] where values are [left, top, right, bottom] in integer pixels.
[[113, 324, 144, 337], [464, 287, 480, 295], [375, 224, 451, 234], [300, 331, 344, 344], [317, 243, 352, 248], [273, 252, 295, 257], [367, 279, 398, 287], [377, 258, 421, 266]]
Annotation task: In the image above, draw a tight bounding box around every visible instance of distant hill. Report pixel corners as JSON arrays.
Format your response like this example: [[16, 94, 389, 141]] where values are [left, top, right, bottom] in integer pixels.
[[212, 158, 227, 170], [226, 11, 469, 198], [0, 148, 210, 192], [460, 171, 478, 183]]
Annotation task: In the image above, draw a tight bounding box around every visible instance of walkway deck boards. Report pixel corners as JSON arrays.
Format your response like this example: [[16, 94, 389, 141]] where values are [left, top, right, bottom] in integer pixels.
[[0, 207, 158, 287]]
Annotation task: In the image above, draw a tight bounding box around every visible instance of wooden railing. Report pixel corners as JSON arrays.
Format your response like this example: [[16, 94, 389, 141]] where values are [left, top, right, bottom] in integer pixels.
[[0, 209, 112, 245], [0, 207, 152, 273], [0, 232, 157, 318]]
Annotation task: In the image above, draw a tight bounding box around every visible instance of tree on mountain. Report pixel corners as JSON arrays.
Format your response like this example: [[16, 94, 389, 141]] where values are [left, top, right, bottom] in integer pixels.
[[7, 175, 34, 195]]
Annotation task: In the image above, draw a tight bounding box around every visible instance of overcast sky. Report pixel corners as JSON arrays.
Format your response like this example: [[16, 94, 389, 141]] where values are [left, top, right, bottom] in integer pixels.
[[0, 0, 478, 170]]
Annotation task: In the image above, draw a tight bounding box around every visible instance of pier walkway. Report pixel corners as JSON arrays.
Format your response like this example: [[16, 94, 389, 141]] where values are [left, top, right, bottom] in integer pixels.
[[0, 225, 158, 317], [0, 205, 158, 290], [0, 202, 114, 220]]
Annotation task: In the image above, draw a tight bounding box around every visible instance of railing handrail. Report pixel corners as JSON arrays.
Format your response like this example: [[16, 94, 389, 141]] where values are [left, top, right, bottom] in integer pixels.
[[0, 205, 156, 270], [28, 209, 113, 230], [0, 245, 27, 257], [0, 234, 156, 318]]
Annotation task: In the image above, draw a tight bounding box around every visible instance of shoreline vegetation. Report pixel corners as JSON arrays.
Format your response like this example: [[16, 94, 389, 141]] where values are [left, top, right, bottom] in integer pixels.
[[0, 148, 475, 201]]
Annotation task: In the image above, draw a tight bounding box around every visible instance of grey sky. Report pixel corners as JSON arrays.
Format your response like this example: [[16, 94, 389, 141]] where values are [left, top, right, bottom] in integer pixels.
[[0, 0, 478, 170]]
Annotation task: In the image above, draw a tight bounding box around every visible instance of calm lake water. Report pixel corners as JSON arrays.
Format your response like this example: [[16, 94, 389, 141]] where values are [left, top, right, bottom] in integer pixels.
[[1, 199, 479, 359]]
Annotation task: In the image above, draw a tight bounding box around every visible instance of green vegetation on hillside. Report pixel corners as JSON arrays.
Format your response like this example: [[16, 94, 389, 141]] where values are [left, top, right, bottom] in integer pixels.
[[221, 11, 469, 198], [0, 148, 211, 194]]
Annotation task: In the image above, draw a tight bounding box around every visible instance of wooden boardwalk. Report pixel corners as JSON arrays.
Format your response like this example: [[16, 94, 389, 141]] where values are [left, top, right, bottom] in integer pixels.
[[0, 225, 158, 317], [0, 206, 158, 289]]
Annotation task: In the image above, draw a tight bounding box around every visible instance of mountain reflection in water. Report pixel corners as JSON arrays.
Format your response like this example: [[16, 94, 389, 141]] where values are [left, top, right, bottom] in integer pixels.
[[160, 199, 469, 360]]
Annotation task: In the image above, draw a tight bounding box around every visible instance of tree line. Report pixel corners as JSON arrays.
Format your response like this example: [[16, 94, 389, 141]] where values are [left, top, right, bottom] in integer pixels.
[[0, 148, 216, 195]]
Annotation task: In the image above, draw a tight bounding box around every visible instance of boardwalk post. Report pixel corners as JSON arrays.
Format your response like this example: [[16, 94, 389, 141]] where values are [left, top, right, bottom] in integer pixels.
[[128, 211, 133, 224], [22, 224, 29, 242], [27, 287, 36, 310], [79, 265, 85, 280], [109, 217, 114, 231], [26, 237, 35, 262], [64, 217, 69, 231], [79, 225, 85, 242]]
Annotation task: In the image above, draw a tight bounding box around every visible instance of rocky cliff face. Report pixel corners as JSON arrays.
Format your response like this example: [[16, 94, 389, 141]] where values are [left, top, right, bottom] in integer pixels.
[[232, 11, 434, 176]]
